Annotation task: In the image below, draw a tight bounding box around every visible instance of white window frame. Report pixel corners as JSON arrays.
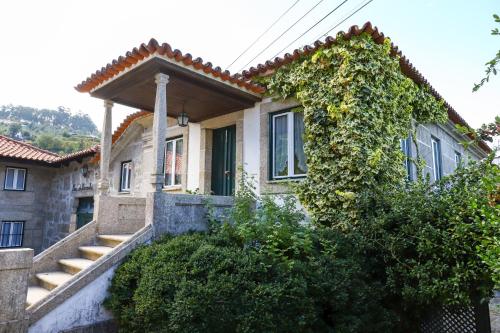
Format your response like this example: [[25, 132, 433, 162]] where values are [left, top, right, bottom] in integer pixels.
[[0, 221, 24, 248], [271, 111, 306, 180], [3, 167, 26, 191], [120, 161, 132, 192], [454, 151, 462, 169], [164, 137, 183, 187], [431, 137, 442, 181], [400, 137, 412, 181]]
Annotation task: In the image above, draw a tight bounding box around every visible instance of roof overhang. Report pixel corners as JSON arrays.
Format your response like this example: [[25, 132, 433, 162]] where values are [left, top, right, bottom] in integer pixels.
[[89, 56, 261, 122]]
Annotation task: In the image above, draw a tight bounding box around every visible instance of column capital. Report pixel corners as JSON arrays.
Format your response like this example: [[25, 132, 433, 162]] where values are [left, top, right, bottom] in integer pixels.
[[155, 73, 170, 85], [104, 100, 114, 108]]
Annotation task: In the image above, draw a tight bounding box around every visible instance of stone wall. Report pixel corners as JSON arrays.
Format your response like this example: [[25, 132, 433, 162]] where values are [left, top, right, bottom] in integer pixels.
[[0, 162, 54, 254], [43, 158, 97, 250], [146, 193, 233, 237], [0, 248, 33, 333]]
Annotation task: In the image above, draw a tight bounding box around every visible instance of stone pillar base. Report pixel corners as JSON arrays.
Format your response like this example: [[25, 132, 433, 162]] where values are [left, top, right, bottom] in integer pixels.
[[150, 174, 165, 193], [0, 248, 33, 333]]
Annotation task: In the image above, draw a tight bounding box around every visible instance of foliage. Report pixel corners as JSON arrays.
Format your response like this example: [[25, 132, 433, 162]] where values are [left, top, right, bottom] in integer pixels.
[[105, 186, 395, 333], [264, 33, 447, 228], [0, 104, 99, 154], [473, 14, 500, 91], [356, 157, 499, 321], [456, 115, 500, 150]]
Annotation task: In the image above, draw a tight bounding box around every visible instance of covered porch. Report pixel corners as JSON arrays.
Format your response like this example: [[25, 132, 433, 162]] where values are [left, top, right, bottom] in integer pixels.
[[76, 39, 262, 197]]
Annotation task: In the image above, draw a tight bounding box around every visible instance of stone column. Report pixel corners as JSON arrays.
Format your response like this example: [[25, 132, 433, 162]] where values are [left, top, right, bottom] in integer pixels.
[[150, 73, 169, 192], [0, 248, 33, 333], [98, 100, 113, 194]]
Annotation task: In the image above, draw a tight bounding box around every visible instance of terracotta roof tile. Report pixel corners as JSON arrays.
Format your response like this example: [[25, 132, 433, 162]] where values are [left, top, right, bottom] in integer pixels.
[[90, 110, 151, 163], [0, 135, 60, 163], [54, 145, 99, 164], [242, 22, 491, 153], [75, 39, 265, 94]]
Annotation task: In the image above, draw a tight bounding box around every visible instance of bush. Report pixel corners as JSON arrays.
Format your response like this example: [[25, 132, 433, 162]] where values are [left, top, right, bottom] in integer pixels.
[[356, 157, 499, 325], [105, 192, 394, 333]]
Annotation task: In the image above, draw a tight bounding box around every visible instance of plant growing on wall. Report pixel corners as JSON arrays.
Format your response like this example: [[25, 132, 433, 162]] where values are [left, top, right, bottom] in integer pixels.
[[264, 33, 447, 227]]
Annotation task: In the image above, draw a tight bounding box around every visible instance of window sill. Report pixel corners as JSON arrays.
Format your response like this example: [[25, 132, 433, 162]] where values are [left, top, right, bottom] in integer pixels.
[[118, 191, 131, 195], [266, 177, 305, 184], [163, 185, 182, 192], [3, 188, 25, 191]]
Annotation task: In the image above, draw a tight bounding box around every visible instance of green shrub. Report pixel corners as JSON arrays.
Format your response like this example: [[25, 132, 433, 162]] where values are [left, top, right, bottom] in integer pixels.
[[356, 157, 499, 324], [105, 193, 394, 333]]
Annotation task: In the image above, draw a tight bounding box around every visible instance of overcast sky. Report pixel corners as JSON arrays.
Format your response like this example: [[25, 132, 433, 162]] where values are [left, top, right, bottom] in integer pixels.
[[0, 0, 498, 130]]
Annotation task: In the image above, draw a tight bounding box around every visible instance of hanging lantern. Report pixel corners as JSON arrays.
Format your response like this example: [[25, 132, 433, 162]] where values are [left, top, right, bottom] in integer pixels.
[[177, 111, 189, 127]]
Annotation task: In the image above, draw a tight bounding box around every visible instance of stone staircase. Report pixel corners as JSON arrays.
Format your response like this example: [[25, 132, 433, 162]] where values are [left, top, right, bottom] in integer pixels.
[[26, 234, 132, 308]]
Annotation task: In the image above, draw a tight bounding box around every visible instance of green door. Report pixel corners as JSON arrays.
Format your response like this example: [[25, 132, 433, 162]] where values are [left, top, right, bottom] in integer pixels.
[[211, 125, 236, 196], [76, 197, 94, 229]]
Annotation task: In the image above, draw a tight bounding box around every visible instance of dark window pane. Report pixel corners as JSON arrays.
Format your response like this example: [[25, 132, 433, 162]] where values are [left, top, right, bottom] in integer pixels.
[[5, 169, 14, 189], [174, 139, 183, 185], [16, 169, 25, 190], [0, 223, 11, 247], [165, 141, 173, 186], [293, 113, 307, 175], [274, 115, 288, 177], [12, 222, 22, 246]]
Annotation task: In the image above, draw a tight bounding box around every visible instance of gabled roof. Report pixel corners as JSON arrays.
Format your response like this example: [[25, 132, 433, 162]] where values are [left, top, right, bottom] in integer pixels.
[[0, 135, 100, 165], [242, 22, 491, 154], [75, 39, 264, 95], [0, 111, 150, 166], [0, 135, 60, 163]]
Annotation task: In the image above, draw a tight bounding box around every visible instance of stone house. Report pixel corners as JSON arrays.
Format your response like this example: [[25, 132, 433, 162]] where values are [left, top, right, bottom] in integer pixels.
[[0, 22, 492, 333], [0, 135, 98, 253]]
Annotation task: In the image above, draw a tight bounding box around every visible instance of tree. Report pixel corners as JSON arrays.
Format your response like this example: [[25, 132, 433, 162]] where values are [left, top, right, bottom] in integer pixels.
[[473, 14, 500, 91], [8, 123, 21, 138]]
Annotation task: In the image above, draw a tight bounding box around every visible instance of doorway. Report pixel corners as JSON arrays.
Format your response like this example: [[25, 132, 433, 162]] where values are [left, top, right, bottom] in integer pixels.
[[211, 125, 236, 196], [76, 197, 94, 229]]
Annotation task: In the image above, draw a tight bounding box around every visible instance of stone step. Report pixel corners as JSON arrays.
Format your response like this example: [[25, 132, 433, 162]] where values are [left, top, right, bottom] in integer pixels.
[[26, 286, 50, 307], [36, 271, 73, 291], [78, 245, 114, 261], [59, 258, 95, 275], [97, 234, 133, 247]]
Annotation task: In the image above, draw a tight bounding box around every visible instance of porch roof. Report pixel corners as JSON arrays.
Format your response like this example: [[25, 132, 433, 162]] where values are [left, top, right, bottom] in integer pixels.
[[75, 39, 263, 122]]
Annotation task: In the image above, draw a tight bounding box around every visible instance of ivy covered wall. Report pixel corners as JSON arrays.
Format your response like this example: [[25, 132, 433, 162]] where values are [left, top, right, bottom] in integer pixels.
[[264, 33, 448, 227]]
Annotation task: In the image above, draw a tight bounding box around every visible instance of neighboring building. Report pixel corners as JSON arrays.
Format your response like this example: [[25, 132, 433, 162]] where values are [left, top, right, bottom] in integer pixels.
[[0, 135, 98, 253], [0, 22, 493, 333]]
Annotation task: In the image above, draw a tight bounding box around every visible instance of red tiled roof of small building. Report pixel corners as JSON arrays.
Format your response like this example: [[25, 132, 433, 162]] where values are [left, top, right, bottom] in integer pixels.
[[0, 135, 60, 163]]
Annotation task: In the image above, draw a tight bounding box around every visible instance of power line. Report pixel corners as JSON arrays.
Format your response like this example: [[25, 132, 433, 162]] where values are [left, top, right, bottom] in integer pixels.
[[313, 0, 374, 42], [269, 0, 349, 61], [237, 0, 326, 73], [226, 0, 301, 71]]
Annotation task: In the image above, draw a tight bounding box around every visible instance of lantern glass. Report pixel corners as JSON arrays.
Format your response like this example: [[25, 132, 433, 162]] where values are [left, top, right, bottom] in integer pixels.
[[177, 112, 189, 127]]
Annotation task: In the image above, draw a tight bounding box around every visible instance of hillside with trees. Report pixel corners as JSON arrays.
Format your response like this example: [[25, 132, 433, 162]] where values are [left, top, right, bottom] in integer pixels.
[[0, 104, 100, 154]]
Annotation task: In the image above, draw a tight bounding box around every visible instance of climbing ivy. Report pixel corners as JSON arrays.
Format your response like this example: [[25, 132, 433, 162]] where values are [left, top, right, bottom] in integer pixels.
[[264, 33, 447, 227]]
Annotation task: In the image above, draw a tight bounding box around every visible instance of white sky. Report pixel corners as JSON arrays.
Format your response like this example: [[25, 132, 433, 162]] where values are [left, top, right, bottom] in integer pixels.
[[0, 0, 498, 131]]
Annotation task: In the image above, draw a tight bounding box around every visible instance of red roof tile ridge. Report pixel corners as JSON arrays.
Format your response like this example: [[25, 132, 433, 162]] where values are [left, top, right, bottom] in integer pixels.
[[90, 110, 151, 164], [75, 38, 265, 95], [54, 145, 99, 163], [0, 135, 61, 162]]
